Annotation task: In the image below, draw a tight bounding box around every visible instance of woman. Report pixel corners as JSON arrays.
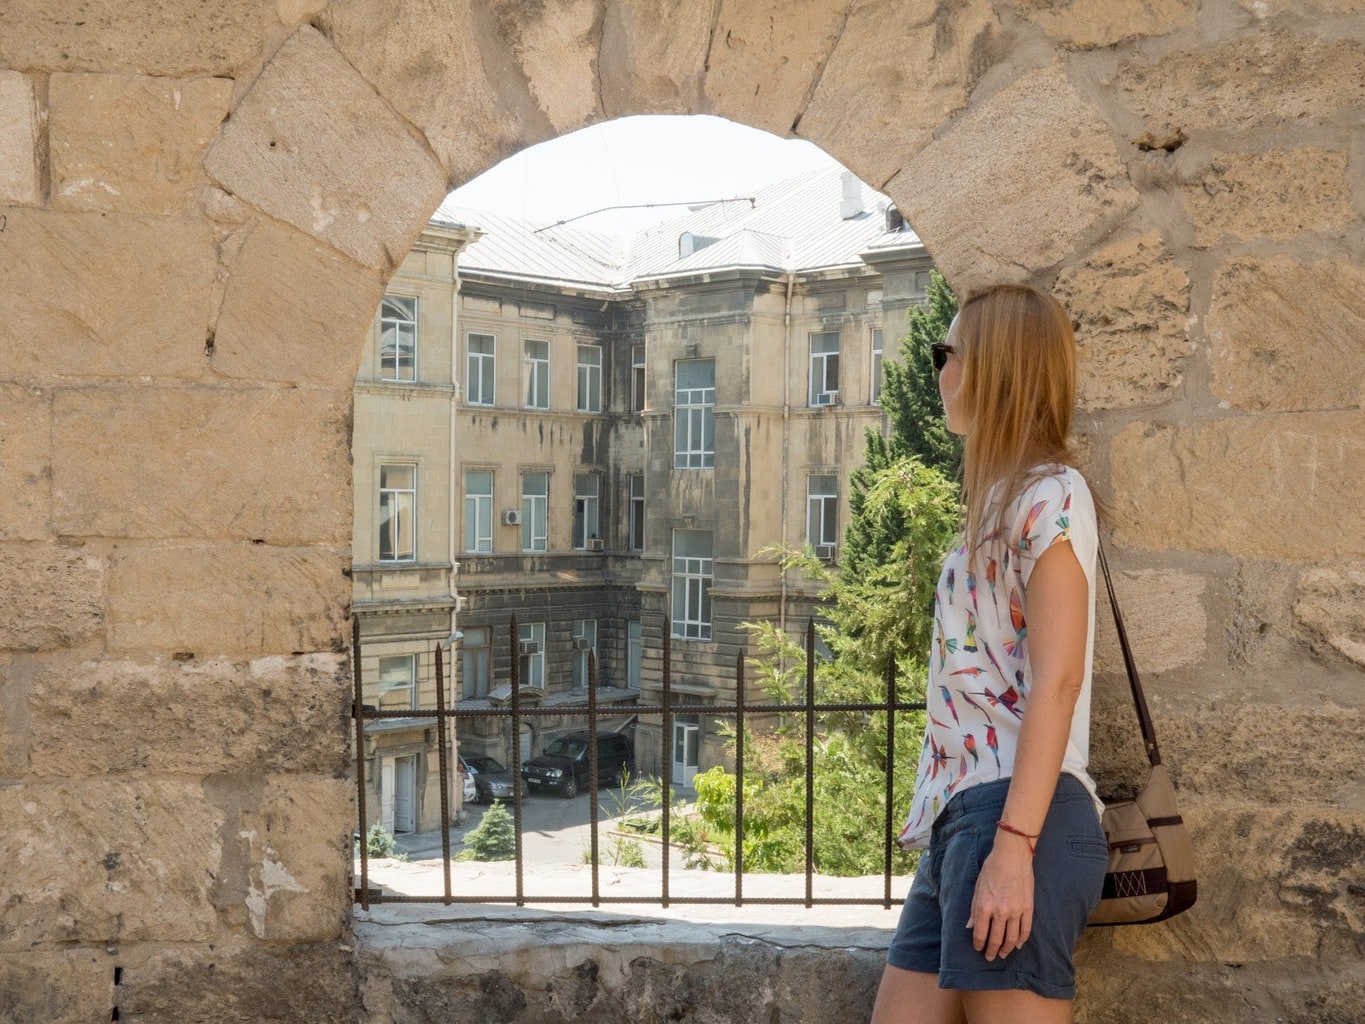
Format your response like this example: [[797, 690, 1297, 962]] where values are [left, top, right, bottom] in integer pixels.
[[872, 285, 1107, 1024]]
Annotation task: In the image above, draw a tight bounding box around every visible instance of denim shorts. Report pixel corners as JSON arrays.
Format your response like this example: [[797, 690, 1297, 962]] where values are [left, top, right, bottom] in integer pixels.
[[886, 774, 1107, 1000]]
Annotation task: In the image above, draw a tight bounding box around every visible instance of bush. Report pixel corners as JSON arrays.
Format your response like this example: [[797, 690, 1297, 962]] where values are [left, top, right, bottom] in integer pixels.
[[456, 801, 517, 861], [582, 835, 647, 869], [364, 823, 397, 858]]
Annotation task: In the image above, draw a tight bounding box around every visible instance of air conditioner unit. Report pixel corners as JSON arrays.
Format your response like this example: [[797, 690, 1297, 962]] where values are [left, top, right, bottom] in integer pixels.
[[518, 640, 540, 655], [501, 509, 522, 526], [572, 637, 592, 651], [585, 537, 605, 552], [816, 544, 837, 562], [816, 390, 840, 407]]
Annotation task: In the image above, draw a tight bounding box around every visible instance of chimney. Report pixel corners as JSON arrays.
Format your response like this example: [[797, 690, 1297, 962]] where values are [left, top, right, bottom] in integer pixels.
[[839, 170, 863, 220]]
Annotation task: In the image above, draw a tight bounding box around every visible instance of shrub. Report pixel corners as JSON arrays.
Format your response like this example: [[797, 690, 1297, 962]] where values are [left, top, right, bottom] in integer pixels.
[[364, 823, 397, 858], [457, 801, 517, 861]]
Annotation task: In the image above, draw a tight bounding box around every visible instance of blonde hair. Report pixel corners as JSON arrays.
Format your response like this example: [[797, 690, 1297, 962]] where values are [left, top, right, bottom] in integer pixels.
[[953, 285, 1077, 557]]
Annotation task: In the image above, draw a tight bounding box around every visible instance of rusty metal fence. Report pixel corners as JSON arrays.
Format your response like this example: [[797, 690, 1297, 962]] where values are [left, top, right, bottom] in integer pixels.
[[351, 615, 925, 911]]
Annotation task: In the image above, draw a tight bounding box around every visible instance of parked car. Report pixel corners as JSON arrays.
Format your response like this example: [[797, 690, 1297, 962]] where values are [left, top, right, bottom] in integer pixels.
[[462, 754, 528, 803], [457, 757, 478, 805], [521, 731, 634, 798]]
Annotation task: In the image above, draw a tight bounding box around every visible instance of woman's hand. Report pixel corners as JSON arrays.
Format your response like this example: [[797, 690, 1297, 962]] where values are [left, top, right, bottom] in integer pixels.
[[967, 835, 1035, 961]]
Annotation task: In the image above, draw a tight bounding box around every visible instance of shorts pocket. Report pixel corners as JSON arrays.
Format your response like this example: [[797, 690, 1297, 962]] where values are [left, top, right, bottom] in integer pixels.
[[1066, 835, 1109, 862]]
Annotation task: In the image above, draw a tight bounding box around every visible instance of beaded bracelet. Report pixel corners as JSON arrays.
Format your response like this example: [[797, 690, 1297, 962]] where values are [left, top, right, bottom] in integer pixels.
[[997, 819, 1039, 856]]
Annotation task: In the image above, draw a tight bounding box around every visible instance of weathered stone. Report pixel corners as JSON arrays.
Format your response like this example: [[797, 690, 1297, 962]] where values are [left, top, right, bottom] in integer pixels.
[[212, 219, 384, 386], [0, 544, 105, 651], [1118, 33, 1365, 136], [52, 387, 351, 544], [0, 779, 221, 949], [801, 0, 1004, 191], [1207, 256, 1365, 413], [0, 384, 50, 540], [321, 0, 552, 189], [1183, 147, 1354, 246], [49, 73, 232, 215], [1053, 231, 1193, 410], [1110, 414, 1365, 560], [487, 0, 601, 135], [1093, 569, 1206, 676], [0, 71, 39, 204], [108, 543, 348, 657], [701, 0, 847, 137], [0, 0, 268, 75], [1221, 559, 1297, 670], [1294, 565, 1365, 668], [205, 775, 351, 941], [28, 654, 350, 778], [892, 63, 1139, 290], [1013, 0, 1197, 48], [1237, 0, 1365, 15], [0, 949, 114, 1024], [0, 209, 216, 380], [204, 26, 449, 270], [599, 0, 712, 118]]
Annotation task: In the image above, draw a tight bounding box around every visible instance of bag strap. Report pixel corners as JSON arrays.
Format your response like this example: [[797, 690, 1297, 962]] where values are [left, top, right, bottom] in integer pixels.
[[1097, 543, 1163, 768]]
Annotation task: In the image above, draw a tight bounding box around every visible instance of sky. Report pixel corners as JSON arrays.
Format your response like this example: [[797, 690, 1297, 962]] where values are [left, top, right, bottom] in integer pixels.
[[446, 115, 843, 237]]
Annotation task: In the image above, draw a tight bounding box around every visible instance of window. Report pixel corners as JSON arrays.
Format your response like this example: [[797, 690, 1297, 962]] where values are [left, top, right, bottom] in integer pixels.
[[523, 339, 549, 409], [576, 344, 602, 412], [466, 333, 495, 406], [378, 464, 416, 562], [870, 327, 884, 405], [571, 619, 598, 689], [809, 332, 840, 406], [464, 470, 493, 554], [572, 473, 600, 549], [378, 654, 417, 711], [379, 296, 416, 382], [631, 345, 646, 413], [518, 621, 545, 688], [671, 530, 713, 640], [627, 620, 642, 689], [461, 627, 491, 699], [521, 471, 548, 552], [806, 475, 839, 559], [674, 359, 715, 469], [627, 473, 645, 552]]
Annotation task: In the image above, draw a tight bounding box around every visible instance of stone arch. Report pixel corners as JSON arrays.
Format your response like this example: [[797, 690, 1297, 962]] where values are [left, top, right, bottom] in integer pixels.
[[2, 2, 1363, 1021]]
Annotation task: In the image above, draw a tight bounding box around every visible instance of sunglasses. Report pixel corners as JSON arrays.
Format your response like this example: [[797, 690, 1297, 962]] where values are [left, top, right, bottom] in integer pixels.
[[930, 343, 955, 372]]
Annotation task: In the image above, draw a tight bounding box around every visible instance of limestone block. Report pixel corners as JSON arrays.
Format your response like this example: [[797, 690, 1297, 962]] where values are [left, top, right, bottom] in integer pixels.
[[52, 387, 351, 544], [321, 0, 551, 189], [0, 209, 216, 381], [205, 775, 351, 941], [1093, 569, 1207, 676], [0, 544, 105, 651], [599, 0, 713, 117], [108, 543, 348, 658], [27, 654, 350, 778], [1053, 231, 1193, 410], [1117, 33, 1365, 136], [50, 73, 232, 215], [0, 384, 50, 540], [1109, 414, 1365, 560], [486, 0, 600, 135], [1012, 0, 1197, 48], [204, 27, 449, 270], [1207, 256, 1365, 413], [1183, 147, 1354, 246], [801, 0, 1004, 192], [0, 0, 268, 76], [1238, 0, 1365, 12], [1105, 801, 1365, 963], [0, 71, 39, 204], [0, 779, 221, 950], [0, 949, 114, 1024], [118, 942, 358, 1024], [892, 64, 1139, 290], [701, 0, 847, 137], [1294, 565, 1365, 667], [213, 219, 383, 386]]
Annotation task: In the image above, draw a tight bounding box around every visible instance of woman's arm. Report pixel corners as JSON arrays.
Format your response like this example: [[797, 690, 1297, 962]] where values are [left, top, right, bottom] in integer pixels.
[[967, 538, 1090, 961]]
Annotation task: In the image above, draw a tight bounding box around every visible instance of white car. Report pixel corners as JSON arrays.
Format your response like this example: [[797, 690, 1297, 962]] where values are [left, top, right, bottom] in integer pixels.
[[458, 758, 477, 804]]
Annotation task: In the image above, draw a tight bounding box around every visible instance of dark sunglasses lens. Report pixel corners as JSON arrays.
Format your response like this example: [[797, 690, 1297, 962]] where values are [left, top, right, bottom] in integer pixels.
[[931, 345, 949, 371]]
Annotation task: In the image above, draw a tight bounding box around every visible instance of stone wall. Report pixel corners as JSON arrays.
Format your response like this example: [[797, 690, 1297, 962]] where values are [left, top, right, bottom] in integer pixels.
[[1, 2, 1361, 1022]]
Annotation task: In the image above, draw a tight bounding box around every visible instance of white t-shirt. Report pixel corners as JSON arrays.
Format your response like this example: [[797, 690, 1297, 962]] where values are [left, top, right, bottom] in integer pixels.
[[898, 465, 1102, 850]]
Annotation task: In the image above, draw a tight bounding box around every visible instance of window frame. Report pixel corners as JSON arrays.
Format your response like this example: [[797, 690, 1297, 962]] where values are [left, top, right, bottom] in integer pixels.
[[571, 619, 598, 689], [378, 653, 418, 711], [870, 327, 884, 406], [466, 332, 496, 407], [627, 620, 642, 689], [631, 345, 646, 413], [378, 462, 417, 564], [806, 474, 839, 558], [627, 473, 645, 552], [576, 343, 602, 413], [379, 295, 417, 383], [520, 471, 549, 552], [671, 529, 713, 641], [460, 627, 491, 700], [572, 472, 600, 550], [674, 358, 716, 470], [523, 338, 550, 410], [463, 468, 494, 554], [518, 621, 546, 688], [808, 331, 841, 406]]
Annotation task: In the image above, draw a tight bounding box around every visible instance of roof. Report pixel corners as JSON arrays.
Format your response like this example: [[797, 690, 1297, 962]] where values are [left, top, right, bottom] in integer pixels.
[[432, 167, 923, 293]]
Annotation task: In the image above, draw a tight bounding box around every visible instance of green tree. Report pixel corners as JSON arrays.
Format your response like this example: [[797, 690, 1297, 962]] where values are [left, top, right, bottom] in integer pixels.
[[457, 800, 517, 861]]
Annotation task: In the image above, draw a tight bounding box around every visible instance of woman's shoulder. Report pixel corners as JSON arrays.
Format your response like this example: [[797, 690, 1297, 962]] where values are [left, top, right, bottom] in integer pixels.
[[1013, 463, 1092, 511]]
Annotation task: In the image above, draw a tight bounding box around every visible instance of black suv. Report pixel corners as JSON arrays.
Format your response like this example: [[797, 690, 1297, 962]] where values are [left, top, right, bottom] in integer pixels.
[[521, 731, 634, 798]]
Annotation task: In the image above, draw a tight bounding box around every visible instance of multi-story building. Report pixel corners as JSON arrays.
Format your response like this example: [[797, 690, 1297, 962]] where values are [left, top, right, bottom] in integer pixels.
[[353, 169, 934, 825]]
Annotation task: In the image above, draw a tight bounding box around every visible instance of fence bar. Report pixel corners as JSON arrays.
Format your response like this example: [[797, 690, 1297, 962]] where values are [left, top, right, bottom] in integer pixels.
[[883, 657, 896, 909], [587, 649, 600, 907], [353, 698, 920, 719], [660, 614, 672, 910], [510, 615, 525, 907], [804, 618, 816, 908], [365, 893, 907, 906], [734, 651, 745, 906], [351, 615, 369, 910], [434, 643, 453, 905]]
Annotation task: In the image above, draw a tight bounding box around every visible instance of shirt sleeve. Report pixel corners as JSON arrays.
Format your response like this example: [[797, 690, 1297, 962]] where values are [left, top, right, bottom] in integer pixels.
[[1010, 468, 1097, 589]]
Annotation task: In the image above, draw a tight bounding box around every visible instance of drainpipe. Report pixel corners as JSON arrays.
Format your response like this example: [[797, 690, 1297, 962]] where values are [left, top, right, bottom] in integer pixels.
[[779, 272, 795, 647], [447, 253, 462, 808]]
